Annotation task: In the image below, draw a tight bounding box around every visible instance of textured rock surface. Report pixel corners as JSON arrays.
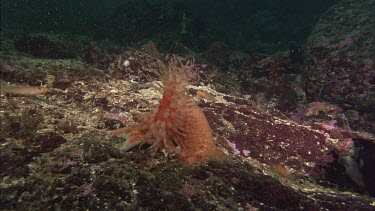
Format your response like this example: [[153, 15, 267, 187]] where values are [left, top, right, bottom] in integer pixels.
[[199, 97, 335, 172], [304, 0, 374, 112], [1, 47, 374, 210]]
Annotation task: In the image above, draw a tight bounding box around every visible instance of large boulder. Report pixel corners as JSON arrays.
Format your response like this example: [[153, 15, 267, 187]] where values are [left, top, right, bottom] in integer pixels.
[[304, 0, 374, 112]]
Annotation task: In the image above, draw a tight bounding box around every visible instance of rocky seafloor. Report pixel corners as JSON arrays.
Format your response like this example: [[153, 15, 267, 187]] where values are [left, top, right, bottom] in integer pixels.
[[0, 46, 374, 210], [1, 0, 375, 209]]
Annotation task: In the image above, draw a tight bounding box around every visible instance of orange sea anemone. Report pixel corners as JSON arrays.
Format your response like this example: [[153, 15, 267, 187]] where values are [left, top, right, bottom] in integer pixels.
[[110, 56, 223, 163]]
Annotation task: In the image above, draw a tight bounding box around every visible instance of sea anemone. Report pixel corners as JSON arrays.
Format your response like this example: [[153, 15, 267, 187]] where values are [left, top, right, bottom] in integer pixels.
[[110, 56, 223, 163]]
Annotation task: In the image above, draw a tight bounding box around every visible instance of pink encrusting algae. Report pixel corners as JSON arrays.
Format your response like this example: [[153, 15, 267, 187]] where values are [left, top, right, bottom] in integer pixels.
[[109, 57, 224, 163]]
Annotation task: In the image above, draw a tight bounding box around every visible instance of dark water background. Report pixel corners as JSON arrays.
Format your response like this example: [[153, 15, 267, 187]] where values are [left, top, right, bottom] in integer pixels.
[[1, 0, 338, 53]]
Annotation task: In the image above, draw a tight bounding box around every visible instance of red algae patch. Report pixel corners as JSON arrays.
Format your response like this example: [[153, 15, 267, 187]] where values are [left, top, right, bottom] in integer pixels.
[[109, 56, 224, 163]]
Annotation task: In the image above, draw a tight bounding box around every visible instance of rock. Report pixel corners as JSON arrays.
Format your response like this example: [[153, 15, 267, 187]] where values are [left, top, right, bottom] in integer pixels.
[[14, 34, 69, 58], [304, 0, 374, 112]]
